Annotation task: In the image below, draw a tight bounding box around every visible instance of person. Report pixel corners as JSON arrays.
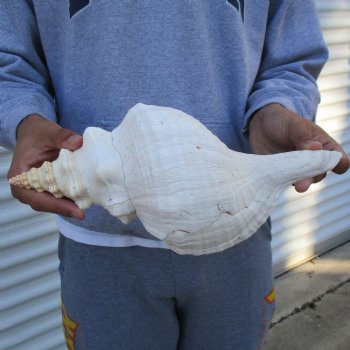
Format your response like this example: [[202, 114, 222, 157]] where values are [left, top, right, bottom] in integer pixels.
[[1, 1, 349, 349]]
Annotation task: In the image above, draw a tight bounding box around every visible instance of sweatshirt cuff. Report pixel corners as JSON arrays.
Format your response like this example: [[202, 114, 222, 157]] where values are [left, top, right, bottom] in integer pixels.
[[241, 92, 318, 137], [0, 95, 56, 150]]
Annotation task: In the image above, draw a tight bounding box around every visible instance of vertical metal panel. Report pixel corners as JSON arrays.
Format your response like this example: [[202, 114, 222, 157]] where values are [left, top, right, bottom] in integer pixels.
[[0, 147, 65, 350], [272, 0, 350, 276]]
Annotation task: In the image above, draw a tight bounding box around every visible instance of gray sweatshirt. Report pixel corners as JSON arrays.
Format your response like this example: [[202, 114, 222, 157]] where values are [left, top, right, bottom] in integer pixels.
[[0, 0, 328, 240]]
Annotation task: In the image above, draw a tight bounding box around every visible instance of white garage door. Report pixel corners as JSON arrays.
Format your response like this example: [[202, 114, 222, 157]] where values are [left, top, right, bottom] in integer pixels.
[[271, 0, 350, 275]]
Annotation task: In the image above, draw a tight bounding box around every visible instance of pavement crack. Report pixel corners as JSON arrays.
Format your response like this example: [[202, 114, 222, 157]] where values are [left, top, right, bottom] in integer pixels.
[[270, 277, 350, 328]]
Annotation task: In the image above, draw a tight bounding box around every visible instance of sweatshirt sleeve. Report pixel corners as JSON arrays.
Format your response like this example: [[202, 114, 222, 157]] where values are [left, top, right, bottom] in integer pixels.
[[0, 1, 56, 150], [242, 0, 328, 134]]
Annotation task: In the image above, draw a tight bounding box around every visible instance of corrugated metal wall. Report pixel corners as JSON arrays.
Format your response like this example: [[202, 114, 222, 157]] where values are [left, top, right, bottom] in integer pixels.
[[0, 146, 65, 349], [0, 1, 350, 348], [271, 0, 350, 275]]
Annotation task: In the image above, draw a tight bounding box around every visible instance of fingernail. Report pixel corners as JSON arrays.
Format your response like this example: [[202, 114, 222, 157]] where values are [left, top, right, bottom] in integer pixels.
[[72, 209, 84, 220], [65, 134, 81, 145], [62, 135, 82, 150]]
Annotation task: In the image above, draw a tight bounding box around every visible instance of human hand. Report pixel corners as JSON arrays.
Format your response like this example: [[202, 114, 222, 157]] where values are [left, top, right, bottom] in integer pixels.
[[7, 114, 85, 219], [249, 104, 349, 192]]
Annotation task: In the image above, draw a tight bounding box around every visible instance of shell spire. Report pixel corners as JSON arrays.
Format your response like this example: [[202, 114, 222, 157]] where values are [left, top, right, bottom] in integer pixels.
[[9, 161, 64, 198], [8, 148, 94, 210]]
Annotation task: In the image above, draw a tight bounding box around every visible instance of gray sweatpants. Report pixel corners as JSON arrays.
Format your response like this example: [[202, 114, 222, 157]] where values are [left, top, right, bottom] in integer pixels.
[[58, 222, 275, 350]]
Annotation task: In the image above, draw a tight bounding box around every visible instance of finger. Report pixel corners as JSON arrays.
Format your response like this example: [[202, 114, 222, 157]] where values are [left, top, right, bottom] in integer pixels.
[[54, 128, 83, 151], [312, 136, 350, 174], [320, 146, 349, 175], [324, 146, 349, 175], [11, 187, 85, 220], [295, 134, 349, 175], [333, 154, 350, 175], [294, 173, 327, 193], [294, 178, 313, 193], [313, 173, 327, 184]]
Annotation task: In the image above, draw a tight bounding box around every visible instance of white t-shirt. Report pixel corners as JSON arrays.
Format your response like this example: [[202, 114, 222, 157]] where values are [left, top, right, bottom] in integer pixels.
[[56, 216, 169, 249]]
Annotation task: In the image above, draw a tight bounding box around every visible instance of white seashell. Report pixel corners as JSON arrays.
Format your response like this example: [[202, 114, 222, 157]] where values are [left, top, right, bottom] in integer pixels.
[[9, 103, 342, 255]]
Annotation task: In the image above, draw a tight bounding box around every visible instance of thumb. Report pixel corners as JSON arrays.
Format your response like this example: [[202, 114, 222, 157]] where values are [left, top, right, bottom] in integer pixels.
[[55, 128, 83, 151]]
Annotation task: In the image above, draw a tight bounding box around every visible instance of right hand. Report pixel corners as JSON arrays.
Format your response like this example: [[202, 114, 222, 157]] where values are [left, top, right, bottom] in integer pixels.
[[249, 104, 349, 193], [7, 114, 85, 219]]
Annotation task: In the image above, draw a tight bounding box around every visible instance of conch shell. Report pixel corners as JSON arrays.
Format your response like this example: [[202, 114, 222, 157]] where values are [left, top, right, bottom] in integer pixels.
[[9, 103, 342, 255]]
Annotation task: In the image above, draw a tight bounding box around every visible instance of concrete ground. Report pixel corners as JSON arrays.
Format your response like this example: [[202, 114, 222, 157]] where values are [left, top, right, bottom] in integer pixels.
[[264, 240, 350, 350]]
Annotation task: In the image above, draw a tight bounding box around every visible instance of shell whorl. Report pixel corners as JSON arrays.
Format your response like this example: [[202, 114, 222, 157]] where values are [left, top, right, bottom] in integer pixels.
[[9, 161, 64, 198]]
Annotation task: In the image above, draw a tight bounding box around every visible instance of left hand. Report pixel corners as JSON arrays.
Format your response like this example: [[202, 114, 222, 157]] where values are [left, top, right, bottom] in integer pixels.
[[249, 104, 349, 192]]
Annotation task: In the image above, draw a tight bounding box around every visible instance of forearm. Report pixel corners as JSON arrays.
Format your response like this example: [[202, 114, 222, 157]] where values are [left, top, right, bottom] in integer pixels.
[[242, 0, 328, 139], [0, 1, 56, 149]]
